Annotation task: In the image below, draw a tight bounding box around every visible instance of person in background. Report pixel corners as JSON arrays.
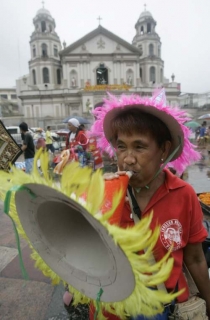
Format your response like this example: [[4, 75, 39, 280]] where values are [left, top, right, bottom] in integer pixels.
[[66, 118, 88, 150], [195, 126, 200, 141], [80, 124, 86, 131], [19, 122, 35, 174], [34, 128, 46, 150], [53, 119, 89, 173], [46, 126, 55, 154], [199, 121, 207, 147]]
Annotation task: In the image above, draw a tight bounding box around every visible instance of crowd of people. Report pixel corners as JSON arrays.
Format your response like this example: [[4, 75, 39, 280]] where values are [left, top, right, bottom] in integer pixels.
[[17, 118, 104, 174], [196, 121, 210, 148]]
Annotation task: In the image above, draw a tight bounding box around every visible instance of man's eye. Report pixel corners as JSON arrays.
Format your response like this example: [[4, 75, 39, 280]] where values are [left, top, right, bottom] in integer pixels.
[[117, 145, 125, 150]]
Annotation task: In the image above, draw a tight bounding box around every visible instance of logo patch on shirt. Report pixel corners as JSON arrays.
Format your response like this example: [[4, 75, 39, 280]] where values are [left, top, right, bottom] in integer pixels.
[[160, 219, 183, 251]]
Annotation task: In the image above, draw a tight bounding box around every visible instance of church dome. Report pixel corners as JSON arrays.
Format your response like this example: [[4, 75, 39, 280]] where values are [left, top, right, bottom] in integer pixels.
[[139, 10, 153, 19], [36, 8, 52, 17]]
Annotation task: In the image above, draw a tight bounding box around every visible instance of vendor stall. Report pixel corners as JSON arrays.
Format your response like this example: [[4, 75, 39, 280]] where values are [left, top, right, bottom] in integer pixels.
[[198, 193, 210, 268]]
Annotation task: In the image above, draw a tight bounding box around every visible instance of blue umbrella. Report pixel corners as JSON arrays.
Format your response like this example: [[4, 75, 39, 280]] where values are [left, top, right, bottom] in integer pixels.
[[62, 116, 91, 124]]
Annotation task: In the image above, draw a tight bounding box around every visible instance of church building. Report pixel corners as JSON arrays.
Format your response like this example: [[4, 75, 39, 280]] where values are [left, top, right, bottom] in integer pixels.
[[16, 5, 181, 128]]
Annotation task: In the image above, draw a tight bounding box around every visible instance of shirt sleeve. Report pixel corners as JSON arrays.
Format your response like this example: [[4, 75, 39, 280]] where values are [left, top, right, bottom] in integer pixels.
[[23, 133, 30, 146], [188, 189, 207, 243], [78, 132, 88, 149]]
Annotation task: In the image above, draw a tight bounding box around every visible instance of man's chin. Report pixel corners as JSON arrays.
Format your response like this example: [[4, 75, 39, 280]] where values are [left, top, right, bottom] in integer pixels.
[[129, 176, 143, 188]]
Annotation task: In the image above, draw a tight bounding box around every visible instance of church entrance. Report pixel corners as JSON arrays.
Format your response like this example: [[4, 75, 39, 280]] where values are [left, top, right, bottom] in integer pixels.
[[96, 64, 108, 85]]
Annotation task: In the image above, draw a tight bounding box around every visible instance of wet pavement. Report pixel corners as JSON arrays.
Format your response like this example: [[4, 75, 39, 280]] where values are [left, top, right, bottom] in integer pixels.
[[1, 153, 210, 319]]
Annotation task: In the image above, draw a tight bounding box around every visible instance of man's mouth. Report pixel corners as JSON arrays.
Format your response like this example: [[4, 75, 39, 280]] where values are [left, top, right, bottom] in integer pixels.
[[129, 170, 139, 175]]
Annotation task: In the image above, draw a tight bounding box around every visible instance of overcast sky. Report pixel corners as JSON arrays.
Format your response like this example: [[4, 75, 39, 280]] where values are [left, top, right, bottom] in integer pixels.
[[0, 0, 209, 93]]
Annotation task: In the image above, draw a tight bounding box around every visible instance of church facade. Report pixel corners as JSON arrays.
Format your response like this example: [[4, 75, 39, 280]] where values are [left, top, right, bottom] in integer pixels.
[[16, 6, 181, 129]]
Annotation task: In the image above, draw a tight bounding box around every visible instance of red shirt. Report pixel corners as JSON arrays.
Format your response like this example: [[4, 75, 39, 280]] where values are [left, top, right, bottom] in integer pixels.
[[65, 130, 88, 150], [89, 169, 207, 320]]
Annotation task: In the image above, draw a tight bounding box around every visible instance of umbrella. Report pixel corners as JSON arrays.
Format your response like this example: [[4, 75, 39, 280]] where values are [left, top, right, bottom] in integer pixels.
[[185, 112, 193, 119], [62, 116, 91, 124], [184, 121, 201, 129], [198, 114, 210, 120]]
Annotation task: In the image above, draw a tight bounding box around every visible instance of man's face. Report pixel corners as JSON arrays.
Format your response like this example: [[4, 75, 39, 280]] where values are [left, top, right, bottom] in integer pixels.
[[116, 132, 166, 188], [167, 228, 176, 241]]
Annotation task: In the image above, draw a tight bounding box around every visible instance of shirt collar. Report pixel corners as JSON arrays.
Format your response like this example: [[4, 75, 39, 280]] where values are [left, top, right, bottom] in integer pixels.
[[164, 169, 186, 190]]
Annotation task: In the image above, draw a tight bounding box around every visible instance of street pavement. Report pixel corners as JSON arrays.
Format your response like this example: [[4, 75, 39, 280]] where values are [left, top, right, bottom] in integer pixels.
[[1, 151, 210, 320], [0, 201, 69, 320]]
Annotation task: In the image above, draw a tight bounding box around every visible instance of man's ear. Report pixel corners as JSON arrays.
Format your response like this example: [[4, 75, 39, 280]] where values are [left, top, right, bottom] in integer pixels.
[[161, 140, 172, 159]]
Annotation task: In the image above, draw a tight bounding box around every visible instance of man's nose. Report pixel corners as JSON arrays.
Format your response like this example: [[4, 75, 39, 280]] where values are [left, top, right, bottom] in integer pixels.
[[123, 152, 136, 165]]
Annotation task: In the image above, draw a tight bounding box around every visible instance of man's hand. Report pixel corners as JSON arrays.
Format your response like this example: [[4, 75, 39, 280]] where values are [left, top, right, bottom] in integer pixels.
[[63, 291, 73, 306]]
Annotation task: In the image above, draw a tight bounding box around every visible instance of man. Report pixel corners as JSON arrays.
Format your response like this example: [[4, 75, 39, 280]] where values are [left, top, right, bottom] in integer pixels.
[[199, 121, 207, 147], [19, 122, 35, 173], [46, 126, 55, 154]]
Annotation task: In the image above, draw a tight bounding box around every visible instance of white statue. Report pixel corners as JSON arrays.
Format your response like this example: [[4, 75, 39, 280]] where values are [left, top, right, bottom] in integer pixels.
[[71, 77, 76, 87], [127, 75, 132, 85]]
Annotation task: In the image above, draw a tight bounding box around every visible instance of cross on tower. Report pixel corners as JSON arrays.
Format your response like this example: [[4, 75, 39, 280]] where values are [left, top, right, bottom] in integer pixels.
[[144, 3, 147, 11], [42, 0, 45, 8], [97, 16, 102, 25]]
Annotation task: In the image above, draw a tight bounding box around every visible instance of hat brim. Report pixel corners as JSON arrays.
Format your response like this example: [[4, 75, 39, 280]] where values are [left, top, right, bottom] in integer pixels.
[[103, 104, 184, 161], [15, 184, 135, 302]]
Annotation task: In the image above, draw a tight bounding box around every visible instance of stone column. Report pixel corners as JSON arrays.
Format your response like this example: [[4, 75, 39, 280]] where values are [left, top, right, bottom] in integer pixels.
[[114, 62, 117, 84], [87, 62, 90, 83], [79, 62, 84, 88], [83, 62, 87, 83], [136, 62, 140, 86]]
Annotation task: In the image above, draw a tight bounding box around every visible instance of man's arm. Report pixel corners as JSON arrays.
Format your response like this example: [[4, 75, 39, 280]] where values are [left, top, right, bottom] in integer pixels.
[[21, 133, 30, 151], [184, 242, 210, 317], [21, 144, 27, 151]]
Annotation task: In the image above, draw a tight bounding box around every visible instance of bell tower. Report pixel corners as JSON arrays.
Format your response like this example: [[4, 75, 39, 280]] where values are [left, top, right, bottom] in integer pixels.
[[132, 5, 164, 86], [29, 4, 62, 89]]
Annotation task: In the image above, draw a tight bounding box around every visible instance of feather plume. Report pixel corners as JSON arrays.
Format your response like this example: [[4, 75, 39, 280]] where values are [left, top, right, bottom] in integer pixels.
[[91, 93, 200, 174], [0, 152, 182, 319]]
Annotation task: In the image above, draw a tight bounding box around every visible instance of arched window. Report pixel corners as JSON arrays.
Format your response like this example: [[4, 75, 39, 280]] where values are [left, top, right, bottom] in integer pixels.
[[140, 68, 143, 80], [138, 44, 143, 56], [32, 69, 36, 85], [150, 66, 156, 83], [54, 45, 58, 57], [96, 64, 108, 85], [41, 21, 46, 32], [149, 44, 154, 56], [140, 26, 144, 35], [57, 69, 61, 85], [158, 46, 161, 57], [41, 43, 48, 57], [126, 69, 134, 86], [33, 45, 36, 57], [70, 70, 77, 87], [147, 23, 151, 33], [160, 68, 163, 83], [43, 68, 50, 83]]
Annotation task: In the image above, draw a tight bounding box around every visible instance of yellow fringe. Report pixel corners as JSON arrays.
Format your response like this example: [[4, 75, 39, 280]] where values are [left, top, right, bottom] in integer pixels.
[[0, 151, 183, 319]]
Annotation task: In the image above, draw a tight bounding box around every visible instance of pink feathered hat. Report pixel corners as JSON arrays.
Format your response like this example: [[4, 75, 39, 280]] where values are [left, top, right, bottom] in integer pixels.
[[91, 91, 200, 174]]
